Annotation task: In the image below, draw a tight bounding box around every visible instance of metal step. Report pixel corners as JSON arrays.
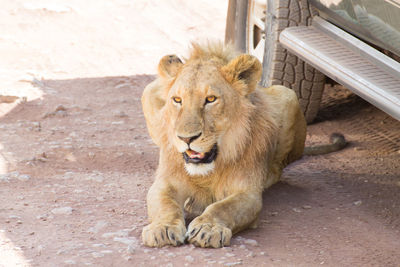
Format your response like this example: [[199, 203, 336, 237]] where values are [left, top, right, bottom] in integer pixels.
[[279, 16, 400, 121]]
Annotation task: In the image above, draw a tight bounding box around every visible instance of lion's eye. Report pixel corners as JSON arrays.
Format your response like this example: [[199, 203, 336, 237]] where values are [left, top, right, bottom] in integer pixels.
[[205, 95, 217, 104], [172, 97, 182, 104]]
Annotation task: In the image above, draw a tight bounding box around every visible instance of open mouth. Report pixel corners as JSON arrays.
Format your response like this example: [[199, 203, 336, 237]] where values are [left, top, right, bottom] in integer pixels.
[[183, 144, 218, 164]]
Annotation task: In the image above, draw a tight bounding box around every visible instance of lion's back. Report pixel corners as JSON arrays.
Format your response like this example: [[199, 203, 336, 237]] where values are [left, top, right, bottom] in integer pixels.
[[259, 85, 307, 187]]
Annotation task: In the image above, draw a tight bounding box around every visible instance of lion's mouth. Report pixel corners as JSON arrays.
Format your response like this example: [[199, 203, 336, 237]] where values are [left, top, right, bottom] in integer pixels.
[[183, 144, 218, 164]]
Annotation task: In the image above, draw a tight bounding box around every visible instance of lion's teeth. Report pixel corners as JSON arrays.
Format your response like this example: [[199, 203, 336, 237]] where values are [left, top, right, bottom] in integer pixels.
[[194, 152, 205, 159], [186, 150, 205, 159]]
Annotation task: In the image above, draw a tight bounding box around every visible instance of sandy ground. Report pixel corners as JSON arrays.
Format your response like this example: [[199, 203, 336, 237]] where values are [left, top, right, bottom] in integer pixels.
[[0, 1, 400, 266]]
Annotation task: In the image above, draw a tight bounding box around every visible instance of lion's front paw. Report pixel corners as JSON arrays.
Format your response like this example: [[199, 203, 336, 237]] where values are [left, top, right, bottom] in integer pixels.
[[186, 218, 232, 248], [142, 222, 186, 247]]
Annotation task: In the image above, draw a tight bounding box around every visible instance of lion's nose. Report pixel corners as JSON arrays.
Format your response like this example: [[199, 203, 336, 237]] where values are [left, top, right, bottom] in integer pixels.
[[178, 133, 201, 144]]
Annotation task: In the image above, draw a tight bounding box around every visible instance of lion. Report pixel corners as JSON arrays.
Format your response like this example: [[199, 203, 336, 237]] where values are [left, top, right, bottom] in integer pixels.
[[140, 43, 343, 248]]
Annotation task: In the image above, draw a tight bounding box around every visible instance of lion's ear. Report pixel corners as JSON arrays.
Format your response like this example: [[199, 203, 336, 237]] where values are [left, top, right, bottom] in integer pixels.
[[221, 54, 262, 95], [158, 54, 183, 79]]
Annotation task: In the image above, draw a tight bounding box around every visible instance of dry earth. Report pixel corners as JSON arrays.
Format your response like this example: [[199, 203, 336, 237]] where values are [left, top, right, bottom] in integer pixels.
[[0, 1, 399, 266]]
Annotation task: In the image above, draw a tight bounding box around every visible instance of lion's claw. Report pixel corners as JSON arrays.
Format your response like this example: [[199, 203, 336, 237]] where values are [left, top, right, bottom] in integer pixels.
[[187, 219, 232, 248], [142, 222, 186, 247]]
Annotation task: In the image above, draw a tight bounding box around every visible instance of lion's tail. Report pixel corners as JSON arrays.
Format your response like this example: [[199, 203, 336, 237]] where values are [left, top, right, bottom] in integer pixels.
[[303, 133, 347, 156]]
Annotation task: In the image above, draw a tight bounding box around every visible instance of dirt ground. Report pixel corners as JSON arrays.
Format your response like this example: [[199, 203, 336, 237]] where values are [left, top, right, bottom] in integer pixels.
[[1, 1, 399, 266]]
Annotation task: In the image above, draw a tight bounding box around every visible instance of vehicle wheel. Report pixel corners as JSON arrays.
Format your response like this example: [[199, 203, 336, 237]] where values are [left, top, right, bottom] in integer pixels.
[[225, 0, 325, 123]]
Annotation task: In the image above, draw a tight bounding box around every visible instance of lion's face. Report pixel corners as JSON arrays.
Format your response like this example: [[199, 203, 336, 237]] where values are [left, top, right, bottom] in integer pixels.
[[158, 51, 261, 176], [167, 62, 237, 175]]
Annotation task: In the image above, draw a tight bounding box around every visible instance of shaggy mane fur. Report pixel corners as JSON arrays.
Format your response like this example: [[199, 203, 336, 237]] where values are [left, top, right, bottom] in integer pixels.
[[186, 42, 238, 64]]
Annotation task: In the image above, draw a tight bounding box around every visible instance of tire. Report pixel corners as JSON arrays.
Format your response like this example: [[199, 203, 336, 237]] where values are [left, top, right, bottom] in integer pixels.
[[225, 0, 325, 123]]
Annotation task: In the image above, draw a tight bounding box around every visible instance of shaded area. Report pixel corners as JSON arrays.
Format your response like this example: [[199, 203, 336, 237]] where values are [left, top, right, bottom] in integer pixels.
[[314, 84, 400, 155], [315, 84, 371, 122]]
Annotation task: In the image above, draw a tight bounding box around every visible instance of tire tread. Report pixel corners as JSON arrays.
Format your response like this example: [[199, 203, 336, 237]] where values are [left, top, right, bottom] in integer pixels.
[[263, 0, 325, 122]]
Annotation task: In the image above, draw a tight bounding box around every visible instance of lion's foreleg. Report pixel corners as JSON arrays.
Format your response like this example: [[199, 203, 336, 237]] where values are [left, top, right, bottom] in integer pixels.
[[186, 191, 262, 248], [142, 181, 186, 247]]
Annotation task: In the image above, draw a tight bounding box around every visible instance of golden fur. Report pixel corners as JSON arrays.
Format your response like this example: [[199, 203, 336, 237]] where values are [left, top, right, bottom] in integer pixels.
[[141, 43, 307, 248]]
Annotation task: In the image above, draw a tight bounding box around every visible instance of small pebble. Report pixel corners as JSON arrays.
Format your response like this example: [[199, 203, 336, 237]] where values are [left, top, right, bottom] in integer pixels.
[[114, 111, 128, 118], [127, 243, 136, 254], [0, 174, 10, 182], [244, 239, 258, 246], [56, 105, 67, 112], [246, 252, 255, 258], [86, 174, 104, 183], [92, 243, 107, 248], [36, 214, 49, 221], [64, 260, 76, 265], [292, 208, 302, 213], [36, 245, 43, 256], [18, 174, 30, 181], [113, 237, 137, 245], [57, 249, 67, 255], [91, 252, 104, 258], [87, 221, 108, 234], [124, 255, 132, 261], [185, 255, 194, 262], [51, 207, 73, 215], [225, 262, 242, 266]]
